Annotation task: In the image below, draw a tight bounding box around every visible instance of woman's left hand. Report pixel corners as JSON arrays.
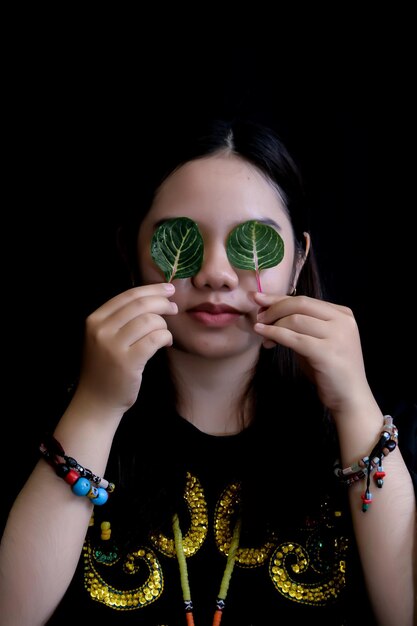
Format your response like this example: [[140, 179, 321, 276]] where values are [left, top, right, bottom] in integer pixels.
[[252, 292, 372, 414]]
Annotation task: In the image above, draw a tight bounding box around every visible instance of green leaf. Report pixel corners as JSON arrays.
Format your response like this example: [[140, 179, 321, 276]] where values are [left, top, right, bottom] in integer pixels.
[[151, 217, 204, 282], [226, 220, 284, 291]]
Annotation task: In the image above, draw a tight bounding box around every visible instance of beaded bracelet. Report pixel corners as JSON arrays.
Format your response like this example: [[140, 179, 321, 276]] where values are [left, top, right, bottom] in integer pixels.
[[334, 415, 398, 512], [39, 433, 115, 506]]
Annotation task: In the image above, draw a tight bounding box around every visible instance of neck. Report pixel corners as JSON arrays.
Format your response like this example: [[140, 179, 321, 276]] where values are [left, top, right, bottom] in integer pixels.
[[167, 347, 259, 435]]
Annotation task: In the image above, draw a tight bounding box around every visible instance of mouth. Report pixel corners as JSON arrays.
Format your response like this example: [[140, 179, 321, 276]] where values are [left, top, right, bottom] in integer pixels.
[[187, 303, 243, 327]]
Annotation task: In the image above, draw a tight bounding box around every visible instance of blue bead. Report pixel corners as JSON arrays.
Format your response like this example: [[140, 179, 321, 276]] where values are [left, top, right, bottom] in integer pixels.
[[93, 488, 109, 506], [72, 477, 91, 496]]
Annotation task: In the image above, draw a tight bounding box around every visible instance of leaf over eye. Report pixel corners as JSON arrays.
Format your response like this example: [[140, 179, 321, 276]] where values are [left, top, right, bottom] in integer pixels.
[[226, 220, 284, 291], [151, 217, 204, 282]]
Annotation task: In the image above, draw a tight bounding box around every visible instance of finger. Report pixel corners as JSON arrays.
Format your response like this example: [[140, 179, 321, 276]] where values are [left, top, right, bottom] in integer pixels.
[[107, 296, 178, 330], [255, 293, 347, 325], [111, 326, 174, 375], [254, 322, 321, 357], [88, 294, 177, 338], [130, 328, 174, 366], [92, 283, 176, 321], [117, 313, 169, 347], [132, 329, 173, 354], [276, 315, 328, 340]]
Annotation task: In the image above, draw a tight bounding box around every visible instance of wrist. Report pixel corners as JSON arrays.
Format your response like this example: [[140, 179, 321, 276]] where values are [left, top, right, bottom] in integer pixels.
[[64, 386, 126, 427], [334, 415, 398, 512], [39, 433, 115, 507], [52, 390, 125, 480], [331, 394, 385, 457]]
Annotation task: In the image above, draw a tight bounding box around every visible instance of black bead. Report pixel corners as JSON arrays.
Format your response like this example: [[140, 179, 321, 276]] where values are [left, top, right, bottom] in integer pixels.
[[56, 464, 70, 478], [385, 439, 397, 452]]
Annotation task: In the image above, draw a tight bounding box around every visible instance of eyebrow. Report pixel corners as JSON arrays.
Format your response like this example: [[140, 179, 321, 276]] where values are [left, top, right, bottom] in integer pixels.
[[153, 217, 283, 230], [256, 218, 282, 231]]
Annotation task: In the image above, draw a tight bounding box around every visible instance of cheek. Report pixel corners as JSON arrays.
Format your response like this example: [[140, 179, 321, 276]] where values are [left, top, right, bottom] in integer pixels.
[[142, 266, 165, 284], [167, 280, 191, 310], [255, 255, 294, 294]]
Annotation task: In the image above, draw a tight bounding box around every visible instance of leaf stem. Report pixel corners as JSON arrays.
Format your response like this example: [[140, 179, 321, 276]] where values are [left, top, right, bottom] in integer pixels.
[[256, 270, 262, 293]]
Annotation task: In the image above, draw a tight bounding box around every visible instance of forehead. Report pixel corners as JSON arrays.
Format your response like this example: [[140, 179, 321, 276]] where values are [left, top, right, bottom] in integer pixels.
[[146, 154, 291, 228]]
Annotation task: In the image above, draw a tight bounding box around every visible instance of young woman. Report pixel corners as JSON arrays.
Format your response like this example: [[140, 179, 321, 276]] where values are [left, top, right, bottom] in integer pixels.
[[1, 118, 415, 626]]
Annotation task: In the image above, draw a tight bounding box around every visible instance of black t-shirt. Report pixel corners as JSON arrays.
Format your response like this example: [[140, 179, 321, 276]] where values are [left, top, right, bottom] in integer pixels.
[[46, 403, 417, 626]]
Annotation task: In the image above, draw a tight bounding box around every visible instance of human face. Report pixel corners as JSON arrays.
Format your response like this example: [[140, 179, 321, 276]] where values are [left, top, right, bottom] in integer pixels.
[[137, 154, 297, 360]]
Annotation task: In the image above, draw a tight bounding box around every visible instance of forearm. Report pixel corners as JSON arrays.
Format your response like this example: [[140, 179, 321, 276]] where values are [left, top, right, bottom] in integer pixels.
[[0, 394, 123, 626], [335, 396, 416, 626]]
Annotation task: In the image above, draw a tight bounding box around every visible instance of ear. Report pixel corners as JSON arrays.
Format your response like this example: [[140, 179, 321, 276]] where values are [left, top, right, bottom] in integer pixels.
[[290, 232, 311, 293], [302, 231, 311, 261]]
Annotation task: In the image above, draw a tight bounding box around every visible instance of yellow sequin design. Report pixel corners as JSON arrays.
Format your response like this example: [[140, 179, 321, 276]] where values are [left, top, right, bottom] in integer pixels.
[[214, 481, 276, 567], [83, 542, 164, 609], [269, 533, 348, 605], [83, 472, 348, 609], [150, 471, 208, 557]]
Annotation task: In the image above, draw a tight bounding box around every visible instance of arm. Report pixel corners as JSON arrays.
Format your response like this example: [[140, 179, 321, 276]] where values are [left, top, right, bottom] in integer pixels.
[[334, 396, 416, 626], [0, 282, 177, 626], [253, 293, 416, 626]]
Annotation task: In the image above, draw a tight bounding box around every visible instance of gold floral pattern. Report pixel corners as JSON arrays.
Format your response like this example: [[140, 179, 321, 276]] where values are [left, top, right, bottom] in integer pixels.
[[83, 543, 163, 609], [150, 472, 208, 557], [214, 480, 276, 567], [269, 535, 348, 605], [83, 472, 348, 610]]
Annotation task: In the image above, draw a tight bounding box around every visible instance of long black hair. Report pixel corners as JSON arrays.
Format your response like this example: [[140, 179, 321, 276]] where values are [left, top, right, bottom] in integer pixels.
[[103, 117, 336, 547]]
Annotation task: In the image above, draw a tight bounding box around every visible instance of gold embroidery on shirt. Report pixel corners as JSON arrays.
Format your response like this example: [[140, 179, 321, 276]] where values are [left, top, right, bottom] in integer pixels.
[[83, 473, 348, 610], [269, 533, 348, 605], [150, 471, 208, 557], [83, 541, 164, 609], [214, 480, 275, 567]]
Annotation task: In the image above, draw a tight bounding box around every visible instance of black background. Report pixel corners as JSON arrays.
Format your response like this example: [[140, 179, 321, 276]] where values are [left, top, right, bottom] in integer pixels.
[[3, 14, 415, 521]]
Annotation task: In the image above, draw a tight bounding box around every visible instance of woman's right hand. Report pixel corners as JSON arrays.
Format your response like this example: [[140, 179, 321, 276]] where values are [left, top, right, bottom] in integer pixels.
[[75, 282, 177, 413]]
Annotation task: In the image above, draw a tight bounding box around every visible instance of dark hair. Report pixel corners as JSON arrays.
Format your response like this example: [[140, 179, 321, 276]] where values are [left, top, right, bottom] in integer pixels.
[[104, 118, 334, 547], [119, 117, 324, 376]]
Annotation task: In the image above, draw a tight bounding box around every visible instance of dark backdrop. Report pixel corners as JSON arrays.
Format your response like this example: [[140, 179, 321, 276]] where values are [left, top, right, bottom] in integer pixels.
[[3, 23, 415, 526]]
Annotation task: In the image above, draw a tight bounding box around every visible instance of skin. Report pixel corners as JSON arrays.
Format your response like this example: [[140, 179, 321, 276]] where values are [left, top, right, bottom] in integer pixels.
[[137, 155, 303, 432], [138, 156, 298, 360], [0, 153, 415, 626]]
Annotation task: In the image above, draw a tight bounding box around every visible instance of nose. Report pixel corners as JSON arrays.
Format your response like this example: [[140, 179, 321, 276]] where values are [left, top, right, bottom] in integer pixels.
[[191, 240, 239, 290]]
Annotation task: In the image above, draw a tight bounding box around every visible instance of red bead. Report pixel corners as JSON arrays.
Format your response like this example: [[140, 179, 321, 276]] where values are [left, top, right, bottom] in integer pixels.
[[375, 471, 386, 478], [64, 469, 80, 485]]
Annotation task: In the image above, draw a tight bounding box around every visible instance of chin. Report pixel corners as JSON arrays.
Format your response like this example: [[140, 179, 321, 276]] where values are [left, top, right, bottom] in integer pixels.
[[170, 337, 261, 360]]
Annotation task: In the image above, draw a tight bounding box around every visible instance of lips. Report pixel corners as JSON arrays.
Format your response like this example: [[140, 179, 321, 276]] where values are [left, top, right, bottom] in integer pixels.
[[188, 303, 241, 315], [187, 303, 243, 327]]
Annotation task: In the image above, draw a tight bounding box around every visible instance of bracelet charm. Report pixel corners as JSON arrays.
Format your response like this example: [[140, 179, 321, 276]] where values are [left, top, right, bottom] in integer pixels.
[[39, 433, 114, 506], [334, 415, 398, 511]]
